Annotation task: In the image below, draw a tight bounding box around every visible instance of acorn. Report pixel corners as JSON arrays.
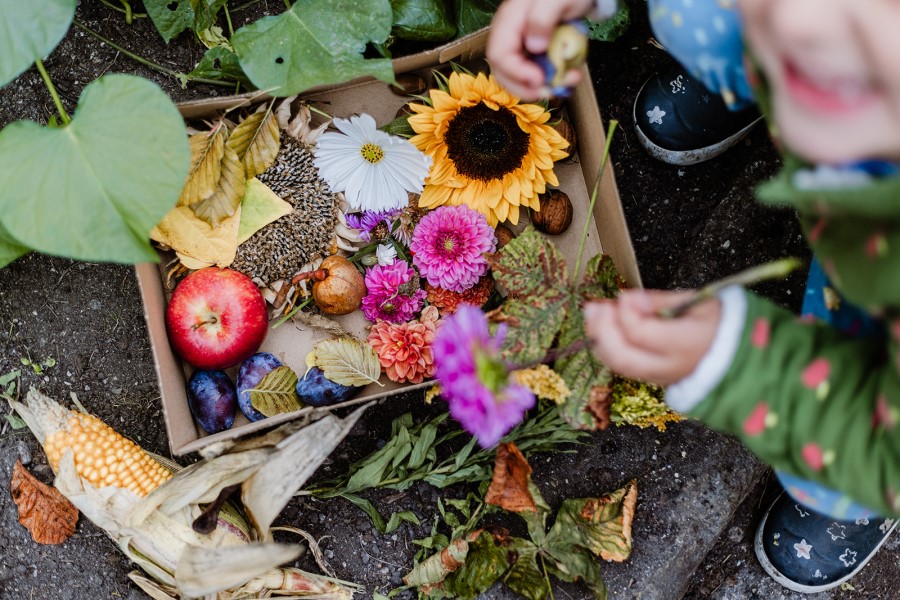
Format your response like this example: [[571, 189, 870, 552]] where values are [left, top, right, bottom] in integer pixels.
[[494, 224, 516, 249], [531, 190, 573, 235], [390, 73, 427, 96]]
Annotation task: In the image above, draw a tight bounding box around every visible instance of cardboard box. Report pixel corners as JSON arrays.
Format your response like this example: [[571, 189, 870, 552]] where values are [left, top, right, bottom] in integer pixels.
[[136, 29, 641, 456]]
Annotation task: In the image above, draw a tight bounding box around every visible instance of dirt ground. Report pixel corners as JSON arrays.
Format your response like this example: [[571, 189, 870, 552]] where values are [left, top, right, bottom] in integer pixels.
[[0, 1, 897, 599]]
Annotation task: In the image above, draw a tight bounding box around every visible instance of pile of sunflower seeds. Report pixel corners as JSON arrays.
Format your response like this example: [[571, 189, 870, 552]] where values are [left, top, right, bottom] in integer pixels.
[[231, 132, 339, 285]]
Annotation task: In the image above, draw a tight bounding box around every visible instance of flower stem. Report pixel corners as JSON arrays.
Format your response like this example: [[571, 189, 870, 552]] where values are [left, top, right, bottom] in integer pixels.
[[271, 296, 314, 329], [223, 4, 235, 37], [35, 59, 70, 126], [573, 120, 618, 283], [72, 20, 237, 88], [283, 0, 292, 10], [657, 257, 803, 318]]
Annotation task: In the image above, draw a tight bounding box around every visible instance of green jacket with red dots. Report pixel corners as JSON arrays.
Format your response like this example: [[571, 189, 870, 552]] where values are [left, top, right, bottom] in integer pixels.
[[673, 161, 900, 518]]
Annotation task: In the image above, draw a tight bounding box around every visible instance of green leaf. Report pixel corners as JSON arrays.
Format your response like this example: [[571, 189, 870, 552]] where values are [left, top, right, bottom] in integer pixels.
[[340, 493, 388, 532], [543, 547, 607, 599], [189, 47, 251, 86], [578, 254, 624, 301], [585, 5, 630, 43], [192, 0, 227, 33], [0, 224, 29, 269], [502, 539, 548, 600], [4, 413, 26, 430], [0, 370, 21, 388], [408, 421, 438, 470], [453, 0, 500, 38], [379, 114, 415, 137], [343, 434, 404, 493], [144, 0, 195, 43], [0, 74, 190, 264], [404, 537, 470, 587], [391, 0, 456, 42], [491, 227, 568, 299], [249, 366, 301, 417], [555, 309, 614, 430], [384, 510, 421, 533], [0, 0, 75, 87], [232, 0, 395, 97], [547, 481, 637, 563], [443, 530, 510, 598]]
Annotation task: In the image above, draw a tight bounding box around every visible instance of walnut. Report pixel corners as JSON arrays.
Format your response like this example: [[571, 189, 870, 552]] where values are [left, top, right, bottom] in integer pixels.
[[531, 190, 573, 235]]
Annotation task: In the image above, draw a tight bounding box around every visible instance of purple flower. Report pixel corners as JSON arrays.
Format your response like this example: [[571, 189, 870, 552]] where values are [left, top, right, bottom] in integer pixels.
[[345, 210, 399, 242], [361, 260, 426, 323], [434, 305, 535, 448], [410, 205, 496, 293]]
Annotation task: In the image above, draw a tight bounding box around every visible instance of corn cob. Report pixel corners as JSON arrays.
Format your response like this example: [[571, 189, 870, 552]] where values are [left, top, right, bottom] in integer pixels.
[[42, 411, 171, 497]]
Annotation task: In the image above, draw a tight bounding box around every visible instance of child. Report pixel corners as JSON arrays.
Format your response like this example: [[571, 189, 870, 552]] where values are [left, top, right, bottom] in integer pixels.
[[489, 0, 899, 593]]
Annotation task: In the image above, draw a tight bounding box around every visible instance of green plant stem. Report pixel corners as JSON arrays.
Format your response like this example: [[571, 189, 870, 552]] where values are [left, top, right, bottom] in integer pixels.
[[34, 59, 70, 126], [657, 257, 803, 318], [223, 4, 235, 37], [307, 104, 333, 120], [283, 0, 292, 9], [231, 0, 266, 12], [98, 0, 147, 20], [272, 296, 315, 329], [573, 120, 618, 283], [72, 20, 236, 88]]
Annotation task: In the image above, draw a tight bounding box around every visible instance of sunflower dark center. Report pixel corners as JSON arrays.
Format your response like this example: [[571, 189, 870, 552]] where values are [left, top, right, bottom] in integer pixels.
[[445, 103, 530, 182]]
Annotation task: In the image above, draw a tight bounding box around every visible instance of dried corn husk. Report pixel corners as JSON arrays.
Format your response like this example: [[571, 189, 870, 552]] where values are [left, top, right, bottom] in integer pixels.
[[11, 389, 365, 599]]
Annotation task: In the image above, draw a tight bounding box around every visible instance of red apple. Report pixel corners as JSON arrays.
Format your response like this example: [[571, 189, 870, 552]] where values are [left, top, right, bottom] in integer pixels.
[[166, 268, 268, 370]]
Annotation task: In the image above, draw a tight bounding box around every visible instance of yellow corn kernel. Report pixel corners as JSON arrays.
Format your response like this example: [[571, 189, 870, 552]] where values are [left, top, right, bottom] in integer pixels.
[[42, 410, 172, 497]]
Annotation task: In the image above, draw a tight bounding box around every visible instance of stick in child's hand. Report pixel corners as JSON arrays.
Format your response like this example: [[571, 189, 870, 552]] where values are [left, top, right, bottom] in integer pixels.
[[656, 257, 803, 319]]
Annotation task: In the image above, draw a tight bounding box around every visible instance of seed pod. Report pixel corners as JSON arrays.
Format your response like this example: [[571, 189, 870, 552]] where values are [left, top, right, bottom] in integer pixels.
[[531, 190, 573, 235], [494, 224, 516, 249], [390, 73, 427, 96]]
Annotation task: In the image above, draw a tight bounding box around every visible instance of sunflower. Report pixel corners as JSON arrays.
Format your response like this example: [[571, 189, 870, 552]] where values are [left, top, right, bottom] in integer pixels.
[[407, 71, 569, 226]]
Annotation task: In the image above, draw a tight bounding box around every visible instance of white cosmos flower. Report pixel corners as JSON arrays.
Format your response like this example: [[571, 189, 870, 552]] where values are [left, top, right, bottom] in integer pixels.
[[376, 243, 397, 266], [313, 113, 432, 212]]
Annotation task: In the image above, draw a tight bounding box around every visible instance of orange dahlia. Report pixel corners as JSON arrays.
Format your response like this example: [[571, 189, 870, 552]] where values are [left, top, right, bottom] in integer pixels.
[[407, 71, 569, 226], [368, 306, 441, 384], [426, 275, 495, 316]]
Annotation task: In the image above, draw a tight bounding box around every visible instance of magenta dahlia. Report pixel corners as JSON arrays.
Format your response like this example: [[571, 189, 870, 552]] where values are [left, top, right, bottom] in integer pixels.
[[361, 260, 426, 323], [409, 205, 496, 293], [433, 304, 535, 448]]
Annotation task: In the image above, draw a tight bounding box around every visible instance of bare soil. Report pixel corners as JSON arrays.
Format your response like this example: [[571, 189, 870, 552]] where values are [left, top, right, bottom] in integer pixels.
[[0, 1, 896, 599]]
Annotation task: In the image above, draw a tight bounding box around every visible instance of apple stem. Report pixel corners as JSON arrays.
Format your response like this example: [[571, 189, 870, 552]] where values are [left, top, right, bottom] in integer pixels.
[[192, 316, 218, 330]]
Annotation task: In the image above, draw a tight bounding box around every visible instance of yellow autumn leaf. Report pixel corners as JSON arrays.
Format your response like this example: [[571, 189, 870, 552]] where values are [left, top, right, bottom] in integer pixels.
[[227, 108, 280, 179], [237, 179, 292, 245], [178, 128, 226, 207], [191, 143, 247, 226], [150, 204, 241, 268], [307, 338, 383, 387]]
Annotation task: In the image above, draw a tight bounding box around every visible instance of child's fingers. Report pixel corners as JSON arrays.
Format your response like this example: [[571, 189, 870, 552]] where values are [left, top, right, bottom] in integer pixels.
[[585, 302, 672, 382]]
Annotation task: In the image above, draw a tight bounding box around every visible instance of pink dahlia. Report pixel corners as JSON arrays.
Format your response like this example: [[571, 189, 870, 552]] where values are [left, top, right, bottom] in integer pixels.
[[409, 205, 496, 293], [368, 306, 441, 384], [433, 304, 535, 448], [361, 260, 426, 323]]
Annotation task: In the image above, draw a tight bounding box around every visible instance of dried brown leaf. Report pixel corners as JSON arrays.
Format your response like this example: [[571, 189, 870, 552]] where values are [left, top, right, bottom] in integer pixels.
[[10, 460, 78, 544], [586, 385, 612, 430], [485, 442, 537, 514], [226, 108, 280, 179], [178, 128, 226, 207]]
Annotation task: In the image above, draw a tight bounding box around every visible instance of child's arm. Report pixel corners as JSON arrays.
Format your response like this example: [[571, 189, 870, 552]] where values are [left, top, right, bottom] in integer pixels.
[[486, 0, 614, 100], [587, 289, 900, 517]]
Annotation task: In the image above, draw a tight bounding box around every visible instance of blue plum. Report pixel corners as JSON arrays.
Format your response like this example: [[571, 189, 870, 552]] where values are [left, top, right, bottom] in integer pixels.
[[236, 352, 283, 421], [188, 369, 237, 433], [295, 367, 362, 407]]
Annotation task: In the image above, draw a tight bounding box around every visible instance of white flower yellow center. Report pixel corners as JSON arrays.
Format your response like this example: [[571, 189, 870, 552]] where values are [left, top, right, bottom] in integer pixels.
[[360, 143, 385, 164]]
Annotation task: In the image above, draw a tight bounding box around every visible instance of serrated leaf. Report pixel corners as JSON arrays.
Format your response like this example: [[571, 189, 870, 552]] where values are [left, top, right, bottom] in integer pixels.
[[144, 0, 195, 43], [0, 75, 190, 263], [0, 0, 75, 88], [310, 337, 382, 387], [189, 46, 251, 85], [179, 128, 226, 207], [490, 226, 568, 298], [585, 5, 630, 43], [547, 480, 637, 563], [237, 178, 292, 245], [227, 110, 280, 179], [497, 295, 570, 365], [232, 0, 395, 97], [190, 144, 247, 226], [578, 254, 624, 301], [443, 530, 510, 597], [249, 366, 301, 418]]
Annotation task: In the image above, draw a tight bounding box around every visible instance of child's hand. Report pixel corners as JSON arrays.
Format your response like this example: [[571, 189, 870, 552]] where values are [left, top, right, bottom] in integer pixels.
[[584, 289, 721, 386], [486, 0, 595, 100]]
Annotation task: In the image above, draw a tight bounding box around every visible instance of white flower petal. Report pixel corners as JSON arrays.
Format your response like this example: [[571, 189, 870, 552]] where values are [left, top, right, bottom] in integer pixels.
[[376, 243, 397, 266]]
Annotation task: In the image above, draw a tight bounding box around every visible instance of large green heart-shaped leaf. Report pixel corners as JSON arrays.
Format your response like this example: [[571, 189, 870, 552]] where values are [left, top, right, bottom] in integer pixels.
[[391, 0, 456, 42], [232, 0, 395, 96], [144, 0, 195, 43], [0, 223, 29, 268], [453, 0, 500, 38], [0, 74, 190, 263], [0, 0, 75, 87]]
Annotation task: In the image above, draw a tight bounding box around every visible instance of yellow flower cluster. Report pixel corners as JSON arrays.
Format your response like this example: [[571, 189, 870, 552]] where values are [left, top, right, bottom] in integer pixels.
[[511, 365, 571, 405], [610, 379, 683, 431]]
